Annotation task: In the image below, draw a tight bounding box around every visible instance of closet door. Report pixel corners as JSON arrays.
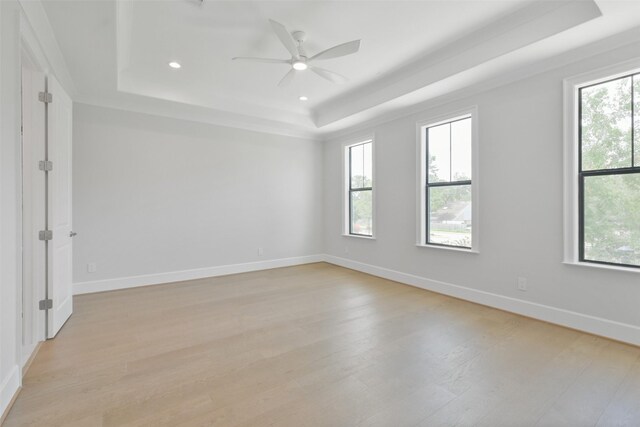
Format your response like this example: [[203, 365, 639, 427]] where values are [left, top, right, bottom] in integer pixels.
[[47, 75, 73, 338]]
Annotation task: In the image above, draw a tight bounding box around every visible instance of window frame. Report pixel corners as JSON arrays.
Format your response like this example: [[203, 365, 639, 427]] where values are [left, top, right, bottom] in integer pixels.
[[416, 107, 479, 253], [343, 136, 375, 239], [563, 59, 640, 272]]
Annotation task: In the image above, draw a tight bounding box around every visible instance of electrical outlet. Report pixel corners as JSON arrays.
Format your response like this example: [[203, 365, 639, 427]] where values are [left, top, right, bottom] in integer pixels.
[[87, 262, 97, 273], [344, 246, 349, 254], [517, 277, 528, 292], [258, 247, 264, 256]]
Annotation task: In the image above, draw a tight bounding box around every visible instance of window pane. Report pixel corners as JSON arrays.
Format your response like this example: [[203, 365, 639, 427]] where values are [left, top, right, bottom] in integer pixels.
[[581, 76, 632, 171], [635, 75, 639, 167], [350, 190, 372, 236], [428, 123, 450, 183], [583, 173, 640, 266], [363, 142, 373, 187], [428, 185, 471, 247], [451, 118, 472, 181], [350, 144, 364, 189]]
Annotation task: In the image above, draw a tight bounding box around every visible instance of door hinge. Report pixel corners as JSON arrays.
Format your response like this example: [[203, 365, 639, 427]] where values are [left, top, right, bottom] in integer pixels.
[[39, 299, 53, 310], [39, 160, 53, 171], [38, 91, 53, 103], [39, 230, 53, 241]]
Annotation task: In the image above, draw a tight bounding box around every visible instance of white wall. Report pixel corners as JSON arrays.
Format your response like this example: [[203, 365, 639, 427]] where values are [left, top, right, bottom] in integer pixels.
[[72, 104, 323, 289], [3, 12, 640, 423], [0, 0, 22, 417], [323, 41, 640, 343]]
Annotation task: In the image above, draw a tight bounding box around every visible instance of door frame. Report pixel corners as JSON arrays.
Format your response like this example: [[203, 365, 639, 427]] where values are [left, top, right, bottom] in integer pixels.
[[19, 22, 48, 370]]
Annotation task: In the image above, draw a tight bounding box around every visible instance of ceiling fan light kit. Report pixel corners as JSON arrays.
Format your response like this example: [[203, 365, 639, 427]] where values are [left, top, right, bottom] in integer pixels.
[[292, 60, 307, 71], [232, 19, 360, 88]]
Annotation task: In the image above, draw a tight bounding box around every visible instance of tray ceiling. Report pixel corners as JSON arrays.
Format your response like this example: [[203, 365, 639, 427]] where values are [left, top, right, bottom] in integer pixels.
[[39, 0, 640, 137]]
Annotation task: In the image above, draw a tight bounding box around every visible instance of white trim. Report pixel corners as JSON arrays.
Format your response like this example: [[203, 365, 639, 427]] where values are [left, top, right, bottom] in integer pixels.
[[17, 0, 76, 97], [314, 0, 601, 129], [563, 75, 579, 264], [342, 134, 376, 238], [73, 255, 324, 295], [75, 99, 322, 142], [342, 234, 376, 241], [562, 261, 640, 275], [563, 58, 640, 267], [19, 50, 47, 368], [323, 255, 640, 346], [416, 244, 478, 254], [19, 13, 47, 74], [0, 366, 20, 423], [416, 106, 479, 252], [321, 30, 640, 142], [20, 342, 38, 370]]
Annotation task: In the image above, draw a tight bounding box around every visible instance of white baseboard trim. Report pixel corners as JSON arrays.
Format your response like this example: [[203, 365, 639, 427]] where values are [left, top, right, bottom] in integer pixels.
[[71, 253, 640, 346], [73, 255, 325, 295], [21, 342, 42, 377], [323, 255, 640, 347], [0, 365, 20, 424]]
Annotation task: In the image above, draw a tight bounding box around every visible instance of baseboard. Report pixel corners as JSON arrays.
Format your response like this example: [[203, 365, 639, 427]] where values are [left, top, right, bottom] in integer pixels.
[[323, 255, 640, 347], [73, 255, 325, 295], [22, 342, 41, 377], [72, 253, 640, 346], [0, 365, 20, 425]]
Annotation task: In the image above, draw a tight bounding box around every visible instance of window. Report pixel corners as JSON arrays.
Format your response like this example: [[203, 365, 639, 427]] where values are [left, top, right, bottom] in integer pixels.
[[345, 140, 373, 237], [418, 109, 477, 251], [577, 72, 640, 268]]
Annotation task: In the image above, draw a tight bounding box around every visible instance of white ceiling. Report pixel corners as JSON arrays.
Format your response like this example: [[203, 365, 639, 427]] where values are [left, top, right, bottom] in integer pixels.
[[118, 1, 528, 112], [38, 0, 640, 138]]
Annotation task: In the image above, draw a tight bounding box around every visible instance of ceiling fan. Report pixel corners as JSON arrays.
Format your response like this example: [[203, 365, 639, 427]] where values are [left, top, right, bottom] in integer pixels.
[[233, 19, 361, 87]]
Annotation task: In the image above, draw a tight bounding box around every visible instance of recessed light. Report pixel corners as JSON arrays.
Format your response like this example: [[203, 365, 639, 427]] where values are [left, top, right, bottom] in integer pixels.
[[168, 61, 181, 69], [292, 61, 308, 71], [299, 96, 308, 101]]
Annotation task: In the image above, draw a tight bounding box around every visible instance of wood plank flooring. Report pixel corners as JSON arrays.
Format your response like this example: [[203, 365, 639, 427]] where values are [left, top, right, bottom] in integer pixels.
[[4, 262, 640, 426]]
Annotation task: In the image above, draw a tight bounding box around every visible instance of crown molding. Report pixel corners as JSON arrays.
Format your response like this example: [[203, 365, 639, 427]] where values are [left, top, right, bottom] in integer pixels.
[[319, 27, 640, 142], [74, 94, 323, 141], [25, 0, 640, 144], [313, 0, 601, 128]]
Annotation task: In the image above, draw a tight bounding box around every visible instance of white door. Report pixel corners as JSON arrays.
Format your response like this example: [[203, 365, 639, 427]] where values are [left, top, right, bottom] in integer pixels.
[[47, 75, 73, 338], [21, 64, 47, 355]]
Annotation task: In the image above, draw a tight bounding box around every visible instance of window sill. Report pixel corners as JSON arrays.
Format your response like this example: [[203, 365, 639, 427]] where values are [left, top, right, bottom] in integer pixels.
[[342, 234, 376, 240], [562, 261, 640, 274], [416, 244, 478, 254]]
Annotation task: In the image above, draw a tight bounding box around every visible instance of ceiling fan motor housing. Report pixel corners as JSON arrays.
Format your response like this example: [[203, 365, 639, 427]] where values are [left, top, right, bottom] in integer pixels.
[[292, 30, 307, 44]]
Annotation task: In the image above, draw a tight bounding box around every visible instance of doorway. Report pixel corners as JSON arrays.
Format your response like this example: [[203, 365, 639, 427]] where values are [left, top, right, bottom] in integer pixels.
[[20, 44, 74, 368], [20, 47, 46, 367]]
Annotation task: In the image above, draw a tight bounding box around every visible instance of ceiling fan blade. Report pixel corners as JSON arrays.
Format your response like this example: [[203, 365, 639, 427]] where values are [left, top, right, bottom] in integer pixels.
[[278, 69, 296, 87], [232, 57, 289, 64], [310, 66, 348, 84], [309, 40, 360, 62], [269, 19, 300, 59]]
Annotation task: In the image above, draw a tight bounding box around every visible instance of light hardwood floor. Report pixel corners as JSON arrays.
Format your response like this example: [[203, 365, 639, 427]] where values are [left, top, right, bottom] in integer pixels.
[[4, 263, 640, 426]]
